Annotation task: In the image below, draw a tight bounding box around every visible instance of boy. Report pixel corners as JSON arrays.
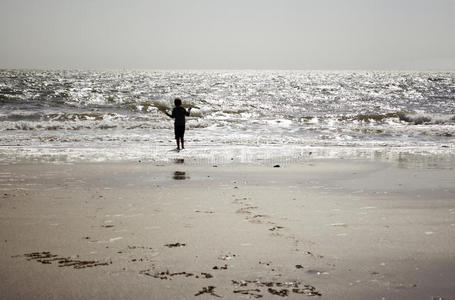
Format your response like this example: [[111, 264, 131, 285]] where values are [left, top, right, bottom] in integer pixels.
[[165, 98, 191, 150]]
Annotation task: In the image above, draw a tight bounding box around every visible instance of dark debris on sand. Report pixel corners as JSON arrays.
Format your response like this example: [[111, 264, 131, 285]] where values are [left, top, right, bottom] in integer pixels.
[[218, 253, 237, 261], [23, 252, 111, 269], [212, 264, 228, 270], [200, 272, 214, 278], [195, 210, 215, 214], [140, 270, 193, 280], [269, 226, 284, 231], [164, 242, 186, 248], [140, 269, 213, 280], [232, 280, 321, 297], [127, 245, 154, 250], [195, 286, 221, 297], [234, 289, 263, 298], [268, 288, 289, 297]]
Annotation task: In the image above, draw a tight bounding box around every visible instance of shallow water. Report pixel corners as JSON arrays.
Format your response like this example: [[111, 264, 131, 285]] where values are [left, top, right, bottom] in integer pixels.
[[1, 70, 454, 165]]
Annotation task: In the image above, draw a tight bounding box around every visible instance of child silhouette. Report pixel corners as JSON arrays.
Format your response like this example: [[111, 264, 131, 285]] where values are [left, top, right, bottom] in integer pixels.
[[165, 98, 191, 150]]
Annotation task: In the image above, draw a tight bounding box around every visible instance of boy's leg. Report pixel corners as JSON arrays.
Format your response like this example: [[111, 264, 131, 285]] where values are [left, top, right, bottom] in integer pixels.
[[181, 126, 185, 149], [174, 125, 182, 150], [175, 125, 185, 150], [176, 138, 181, 150]]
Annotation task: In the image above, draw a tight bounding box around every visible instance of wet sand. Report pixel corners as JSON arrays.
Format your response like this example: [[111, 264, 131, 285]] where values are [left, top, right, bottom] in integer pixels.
[[0, 161, 454, 300]]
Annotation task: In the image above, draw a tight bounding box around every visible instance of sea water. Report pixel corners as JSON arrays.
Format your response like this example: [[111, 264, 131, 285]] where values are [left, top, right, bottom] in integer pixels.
[[0, 70, 454, 165]]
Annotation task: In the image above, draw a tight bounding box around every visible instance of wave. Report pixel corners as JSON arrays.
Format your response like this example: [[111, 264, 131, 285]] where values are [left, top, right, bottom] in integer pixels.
[[45, 112, 119, 121], [1, 119, 188, 131], [397, 113, 455, 125], [1, 111, 123, 122], [337, 112, 455, 125]]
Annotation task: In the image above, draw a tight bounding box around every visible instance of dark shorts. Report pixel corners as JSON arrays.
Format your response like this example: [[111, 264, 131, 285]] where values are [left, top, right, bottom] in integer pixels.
[[174, 125, 185, 139]]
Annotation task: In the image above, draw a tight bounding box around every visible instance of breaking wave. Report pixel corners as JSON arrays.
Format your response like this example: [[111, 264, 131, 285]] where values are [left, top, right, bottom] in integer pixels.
[[338, 112, 455, 125]]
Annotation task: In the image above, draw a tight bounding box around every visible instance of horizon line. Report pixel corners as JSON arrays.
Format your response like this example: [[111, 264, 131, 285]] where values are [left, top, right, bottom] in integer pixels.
[[1, 67, 455, 73]]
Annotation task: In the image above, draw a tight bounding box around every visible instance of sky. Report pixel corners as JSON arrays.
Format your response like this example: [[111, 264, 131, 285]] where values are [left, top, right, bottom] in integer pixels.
[[1, 0, 455, 70]]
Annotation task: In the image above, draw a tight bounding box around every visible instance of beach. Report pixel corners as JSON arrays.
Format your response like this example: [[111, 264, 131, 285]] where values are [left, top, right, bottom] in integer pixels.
[[2, 0, 455, 298], [1, 160, 454, 299]]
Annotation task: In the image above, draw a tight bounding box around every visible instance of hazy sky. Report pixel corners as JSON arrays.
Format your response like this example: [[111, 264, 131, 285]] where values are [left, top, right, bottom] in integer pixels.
[[1, 0, 455, 70]]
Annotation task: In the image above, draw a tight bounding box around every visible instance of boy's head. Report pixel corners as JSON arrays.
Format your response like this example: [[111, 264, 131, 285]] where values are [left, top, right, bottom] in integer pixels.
[[174, 98, 182, 107]]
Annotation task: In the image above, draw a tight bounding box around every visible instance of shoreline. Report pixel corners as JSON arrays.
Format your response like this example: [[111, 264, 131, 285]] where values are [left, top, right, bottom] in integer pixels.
[[1, 160, 454, 299], [2, 149, 455, 170]]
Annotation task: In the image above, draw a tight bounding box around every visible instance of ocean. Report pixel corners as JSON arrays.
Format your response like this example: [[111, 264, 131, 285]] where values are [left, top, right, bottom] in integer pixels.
[[1, 70, 454, 166]]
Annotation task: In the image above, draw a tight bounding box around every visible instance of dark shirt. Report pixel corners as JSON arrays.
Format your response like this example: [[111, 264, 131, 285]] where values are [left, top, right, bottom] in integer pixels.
[[169, 106, 190, 126]]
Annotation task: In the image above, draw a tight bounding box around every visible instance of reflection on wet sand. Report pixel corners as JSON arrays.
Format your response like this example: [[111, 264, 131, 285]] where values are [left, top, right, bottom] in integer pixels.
[[173, 171, 188, 180]]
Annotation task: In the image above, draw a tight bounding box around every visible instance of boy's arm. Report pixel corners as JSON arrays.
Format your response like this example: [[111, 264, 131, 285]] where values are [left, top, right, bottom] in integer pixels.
[[186, 107, 191, 116], [165, 109, 175, 118]]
